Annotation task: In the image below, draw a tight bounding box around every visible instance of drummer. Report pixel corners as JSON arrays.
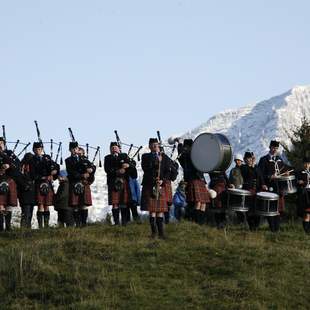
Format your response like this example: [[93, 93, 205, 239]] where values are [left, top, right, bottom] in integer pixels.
[[296, 157, 310, 234], [258, 140, 291, 232], [229, 154, 245, 224], [209, 170, 231, 229], [241, 151, 266, 231], [177, 139, 211, 225]]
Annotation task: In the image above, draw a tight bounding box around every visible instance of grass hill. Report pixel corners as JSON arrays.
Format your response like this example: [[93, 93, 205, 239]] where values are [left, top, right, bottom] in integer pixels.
[[0, 221, 309, 309]]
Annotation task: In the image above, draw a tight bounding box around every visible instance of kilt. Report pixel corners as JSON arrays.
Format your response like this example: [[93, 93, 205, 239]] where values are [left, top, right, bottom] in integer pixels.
[[186, 179, 210, 204], [212, 182, 226, 209], [142, 183, 168, 213], [166, 181, 173, 206], [69, 183, 92, 207], [108, 179, 130, 206], [0, 178, 18, 207], [36, 182, 54, 206]]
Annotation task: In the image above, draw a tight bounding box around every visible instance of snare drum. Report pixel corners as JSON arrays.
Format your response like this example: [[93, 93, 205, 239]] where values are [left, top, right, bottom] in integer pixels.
[[227, 188, 252, 212], [275, 175, 297, 195], [256, 192, 279, 217]]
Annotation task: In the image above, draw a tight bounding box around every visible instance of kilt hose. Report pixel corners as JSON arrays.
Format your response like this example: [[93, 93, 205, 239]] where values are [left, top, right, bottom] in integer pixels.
[[0, 178, 18, 207], [186, 179, 210, 204]]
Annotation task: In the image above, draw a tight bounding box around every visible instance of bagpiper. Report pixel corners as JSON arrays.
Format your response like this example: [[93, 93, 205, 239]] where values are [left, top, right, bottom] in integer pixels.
[[0, 137, 19, 231], [65, 141, 95, 227], [141, 138, 171, 238], [104, 142, 137, 226]]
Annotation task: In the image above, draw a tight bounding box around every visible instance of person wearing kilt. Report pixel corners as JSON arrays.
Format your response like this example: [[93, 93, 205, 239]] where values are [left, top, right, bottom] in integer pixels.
[[141, 138, 171, 238], [296, 157, 310, 234], [65, 142, 95, 227], [0, 137, 19, 231], [104, 142, 137, 226], [241, 152, 266, 231], [258, 140, 291, 232], [209, 170, 230, 229], [178, 139, 210, 225], [29, 142, 59, 228], [18, 153, 37, 229]]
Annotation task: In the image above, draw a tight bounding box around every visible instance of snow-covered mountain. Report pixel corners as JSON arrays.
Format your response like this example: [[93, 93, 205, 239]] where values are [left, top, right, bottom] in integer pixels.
[[13, 85, 310, 226], [182, 85, 310, 159]]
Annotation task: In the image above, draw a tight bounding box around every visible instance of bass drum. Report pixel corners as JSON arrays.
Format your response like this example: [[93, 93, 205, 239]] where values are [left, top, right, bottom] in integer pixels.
[[190, 133, 232, 173]]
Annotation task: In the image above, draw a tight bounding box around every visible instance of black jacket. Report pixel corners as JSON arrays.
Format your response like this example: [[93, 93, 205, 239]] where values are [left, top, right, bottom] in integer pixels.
[[104, 153, 137, 187], [141, 152, 171, 187], [54, 181, 70, 211], [65, 155, 96, 185], [240, 164, 265, 191], [0, 149, 21, 179]]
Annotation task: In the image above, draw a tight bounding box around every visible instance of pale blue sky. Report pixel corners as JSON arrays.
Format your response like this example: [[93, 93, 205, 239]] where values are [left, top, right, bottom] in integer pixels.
[[0, 0, 309, 155]]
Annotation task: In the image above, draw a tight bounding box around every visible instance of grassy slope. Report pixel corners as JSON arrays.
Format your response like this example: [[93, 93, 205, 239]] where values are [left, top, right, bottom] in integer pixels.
[[0, 221, 309, 310]]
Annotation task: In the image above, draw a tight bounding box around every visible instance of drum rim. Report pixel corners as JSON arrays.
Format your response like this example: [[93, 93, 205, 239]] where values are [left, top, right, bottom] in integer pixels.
[[256, 192, 279, 200], [275, 175, 296, 181]]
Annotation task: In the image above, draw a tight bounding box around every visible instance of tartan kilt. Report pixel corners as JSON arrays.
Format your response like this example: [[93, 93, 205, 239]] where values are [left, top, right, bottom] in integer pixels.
[[212, 182, 227, 209], [142, 184, 168, 213], [165, 181, 173, 206], [108, 179, 130, 205], [36, 182, 54, 206], [0, 178, 18, 207], [186, 180, 210, 204], [69, 183, 92, 207]]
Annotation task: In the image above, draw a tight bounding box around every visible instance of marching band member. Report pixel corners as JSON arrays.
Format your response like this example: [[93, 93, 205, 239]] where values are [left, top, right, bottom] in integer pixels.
[[0, 137, 18, 231], [29, 142, 59, 229], [241, 151, 266, 231], [65, 142, 95, 227], [141, 138, 171, 238], [258, 140, 291, 232], [104, 142, 137, 226], [178, 139, 210, 225], [296, 157, 310, 234]]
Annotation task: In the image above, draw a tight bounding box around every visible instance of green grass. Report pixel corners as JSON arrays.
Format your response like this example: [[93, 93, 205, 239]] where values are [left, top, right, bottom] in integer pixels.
[[0, 221, 309, 310]]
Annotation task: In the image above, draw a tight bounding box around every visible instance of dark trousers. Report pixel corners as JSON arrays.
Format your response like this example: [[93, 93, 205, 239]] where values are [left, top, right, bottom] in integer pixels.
[[73, 209, 88, 227], [267, 215, 280, 232], [21, 205, 34, 229], [57, 209, 74, 227], [126, 203, 140, 222]]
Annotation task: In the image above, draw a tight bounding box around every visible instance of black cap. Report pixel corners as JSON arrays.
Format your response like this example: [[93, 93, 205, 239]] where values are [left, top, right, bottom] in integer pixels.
[[69, 141, 79, 150], [184, 139, 194, 148], [0, 137, 5, 143], [110, 142, 119, 148], [149, 138, 159, 145], [303, 157, 310, 163], [33, 142, 43, 149], [270, 140, 280, 148], [244, 151, 254, 159]]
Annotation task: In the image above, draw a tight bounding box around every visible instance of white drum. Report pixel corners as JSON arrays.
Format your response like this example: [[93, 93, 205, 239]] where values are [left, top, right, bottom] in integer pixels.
[[256, 192, 279, 217], [227, 188, 253, 212], [275, 175, 297, 195], [190, 133, 232, 173]]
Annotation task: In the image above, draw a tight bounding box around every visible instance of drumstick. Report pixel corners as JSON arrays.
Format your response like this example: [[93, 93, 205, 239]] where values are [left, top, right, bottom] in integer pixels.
[[277, 169, 294, 177]]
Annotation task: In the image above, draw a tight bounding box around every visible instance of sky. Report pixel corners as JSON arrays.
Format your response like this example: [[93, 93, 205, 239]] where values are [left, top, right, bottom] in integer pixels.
[[0, 0, 309, 156]]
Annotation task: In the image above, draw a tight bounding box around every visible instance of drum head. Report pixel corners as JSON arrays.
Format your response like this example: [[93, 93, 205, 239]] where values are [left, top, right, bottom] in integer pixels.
[[190, 133, 232, 173], [256, 192, 279, 199]]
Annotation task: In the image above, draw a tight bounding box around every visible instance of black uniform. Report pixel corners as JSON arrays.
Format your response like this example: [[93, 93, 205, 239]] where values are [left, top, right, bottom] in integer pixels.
[[104, 152, 137, 225]]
